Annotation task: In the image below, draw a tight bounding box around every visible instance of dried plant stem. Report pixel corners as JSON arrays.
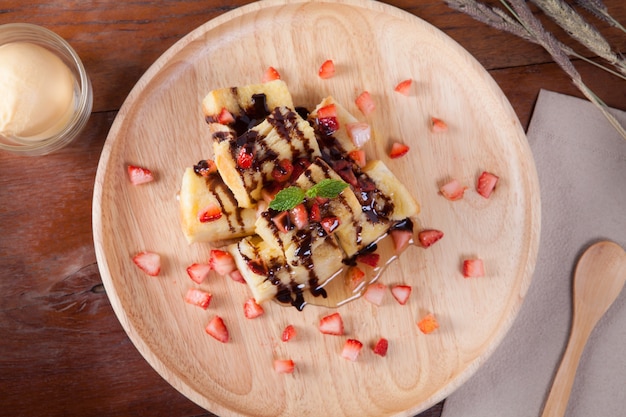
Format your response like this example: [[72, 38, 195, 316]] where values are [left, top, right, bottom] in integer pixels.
[[574, 0, 626, 33]]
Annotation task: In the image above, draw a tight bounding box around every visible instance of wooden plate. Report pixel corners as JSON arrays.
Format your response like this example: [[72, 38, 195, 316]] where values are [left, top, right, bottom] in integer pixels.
[[93, 1, 540, 416]]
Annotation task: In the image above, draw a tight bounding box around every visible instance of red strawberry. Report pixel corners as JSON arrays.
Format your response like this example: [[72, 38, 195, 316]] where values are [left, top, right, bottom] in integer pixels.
[[390, 284, 412, 305], [290, 203, 309, 230], [186, 263, 211, 284], [217, 107, 235, 124], [271, 158, 294, 183], [184, 288, 212, 310], [357, 252, 380, 268], [281, 324, 296, 342], [390, 229, 413, 252], [345, 266, 365, 290], [341, 339, 363, 362], [273, 359, 295, 374], [262, 66, 280, 83], [476, 171, 499, 198], [431, 116, 448, 132], [205, 315, 229, 343], [417, 313, 439, 334], [237, 145, 255, 169], [394, 79, 412, 96], [463, 258, 485, 278], [198, 202, 222, 223], [372, 337, 389, 357], [417, 229, 444, 248], [440, 179, 467, 201], [127, 165, 154, 185], [229, 269, 246, 283], [208, 249, 237, 276], [389, 142, 409, 159], [346, 121, 371, 147], [194, 159, 217, 177], [317, 103, 337, 119], [243, 298, 264, 319], [318, 59, 335, 79], [355, 91, 375, 116], [348, 149, 366, 168], [363, 282, 386, 306], [272, 210, 292, 233], [320, 216, 341, 235], [319, 312, 344, 335], [132, 251, 161, 276], [309, 202, 322, 222], [317, 104, 339, 135]]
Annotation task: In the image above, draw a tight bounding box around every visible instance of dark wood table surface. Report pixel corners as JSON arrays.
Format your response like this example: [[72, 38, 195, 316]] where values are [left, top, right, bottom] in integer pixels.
[[1, 1, 624, 416]]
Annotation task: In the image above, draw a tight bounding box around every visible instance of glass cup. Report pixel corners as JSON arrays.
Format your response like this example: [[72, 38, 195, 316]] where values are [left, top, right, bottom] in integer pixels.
[[0, 23, 93, 156]]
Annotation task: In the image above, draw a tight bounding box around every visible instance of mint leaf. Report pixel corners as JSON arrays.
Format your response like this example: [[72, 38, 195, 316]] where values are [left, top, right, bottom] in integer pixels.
[[306, 179, 348, 199], [269, 186, 305, 211]]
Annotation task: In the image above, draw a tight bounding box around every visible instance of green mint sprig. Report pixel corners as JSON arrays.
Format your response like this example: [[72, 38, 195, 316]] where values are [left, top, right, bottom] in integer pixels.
[[268, 179, 348, 211]]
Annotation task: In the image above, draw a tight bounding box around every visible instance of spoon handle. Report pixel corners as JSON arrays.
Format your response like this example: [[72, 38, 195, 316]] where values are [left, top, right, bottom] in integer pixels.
[[541, 324, 592, 417]]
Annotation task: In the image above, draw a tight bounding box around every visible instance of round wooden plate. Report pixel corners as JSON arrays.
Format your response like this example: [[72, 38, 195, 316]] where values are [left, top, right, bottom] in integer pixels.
[[93, 1, 540, 416]]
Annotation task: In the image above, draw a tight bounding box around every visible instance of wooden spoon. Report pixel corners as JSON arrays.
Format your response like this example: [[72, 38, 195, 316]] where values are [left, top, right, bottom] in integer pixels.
[[541, 241, 626, 417]]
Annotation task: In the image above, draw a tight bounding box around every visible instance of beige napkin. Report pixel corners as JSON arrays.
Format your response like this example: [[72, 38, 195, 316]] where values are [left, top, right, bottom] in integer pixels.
[[441, 89, 626, 417]]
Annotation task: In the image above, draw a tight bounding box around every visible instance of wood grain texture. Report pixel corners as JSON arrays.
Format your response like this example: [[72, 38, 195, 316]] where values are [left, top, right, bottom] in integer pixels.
[[1, 0, 624, 416], [92, 1, 540, 416]]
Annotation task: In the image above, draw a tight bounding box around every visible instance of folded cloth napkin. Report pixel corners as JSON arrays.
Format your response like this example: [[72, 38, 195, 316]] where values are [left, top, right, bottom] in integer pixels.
[[441, 89, 626, 417]]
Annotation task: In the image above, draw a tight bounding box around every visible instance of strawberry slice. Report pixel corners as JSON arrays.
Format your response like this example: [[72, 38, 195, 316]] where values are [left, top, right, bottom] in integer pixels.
[[318, 59, 335, 79], [346, 122, 371, 148], [355, 91, 375, 116], [184, 288, 212, 310], [440, 179, 467, 201], [316, 104, 339, 135], [341, 339, 363, 362], [389, 142, 409, 159], [431, 117, 448, 132], [390, 229, 413, 252], [198, 202, 222, 223], [205, 315, 229, 343], [281, 324, 296, 342], [208, 249, 237, 276], [348, 149, 366, 168], [194, 159, 217, 177], [237, 145, 255, 169], [271, 158, 294, 183], [262, 66, 281, 83], [186, 263, 211, 284], [273, 359, 295, 374], [132, 251, 161, 276], [309, 202, 322, 222], [127, 165, 154, 185], [417, 313, 439, 334], [463, 258, 485, 278], [363, 282, 386, 306], [217, 107, 235, 124], [243, 298, 264, 319], [319, 312, 344, 335], [320, 216, 341, 235], [290, 203, 309, 230], [357, 253, 380, 268], [272, 210, 293, 233], [394, 79, 412, 96], [390, 284, 412, 305], [417, 229, 444, 248], [372, 337, 389, 357], [476, 171, 499, 198], [229, 269, 246, 284], [345, 265, 365, 290]]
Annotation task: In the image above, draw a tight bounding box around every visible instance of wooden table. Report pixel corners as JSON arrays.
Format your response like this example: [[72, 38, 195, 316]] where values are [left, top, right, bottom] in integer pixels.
[[1, 1, 624, 416]]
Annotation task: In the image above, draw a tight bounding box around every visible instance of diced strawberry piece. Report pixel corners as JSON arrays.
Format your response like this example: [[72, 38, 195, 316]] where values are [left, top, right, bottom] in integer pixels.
[[345, 266, 365, 291], [271, 158, 294, 183], [237, 145, 255, 169], [262, 66, 280, 83], [355, 91, 375, 116], [309, 202, 322, 222], [390, 229, 413, 252], [186, 263, 212, 284], [273, 359, 295, 374], [476, 171, 499, 198], [357, 253, 380, 268], [243, 298, 264, 319], [348, 149, 366, 168], [320, 216, 341, 235], [272, 210, 292, 233], [290, 158, 311, 182], [363, 282, 386, 306], [390, 284, 412, 305], [290, 203, 309, 230], [431, 117, 448, 132], [319, 312, 344, 335], [184, 288, 212, 310], [132, 251, 161, 276], [318, 116, 339, 136], [317, 103, 337, 119], [127, 165, 154, 185], [229, 269, 246, 283], [198, 202, 222, 223], [205, 315, 229, 343], [261, 181, 282, 202], [217, 107, 235, 124], [208, 249, 237, 276], [341, 339, 363, 362], [463, 258, 485, 278], [372, 337, 389, 357], [389, 142, 409, 159], [394, 79, 412, 96], [417, 313, 439, 334], [346, 122, 371, 148], [318, 59, 335, 79], [194, 159, 217, 177], [440, 179, 467, 201], [417, 229, 444, 248], [281, 324, 296, 342]]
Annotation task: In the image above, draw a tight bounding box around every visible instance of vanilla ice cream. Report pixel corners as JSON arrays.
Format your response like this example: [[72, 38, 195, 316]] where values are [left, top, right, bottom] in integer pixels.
[[0, 42, 76, 140]]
